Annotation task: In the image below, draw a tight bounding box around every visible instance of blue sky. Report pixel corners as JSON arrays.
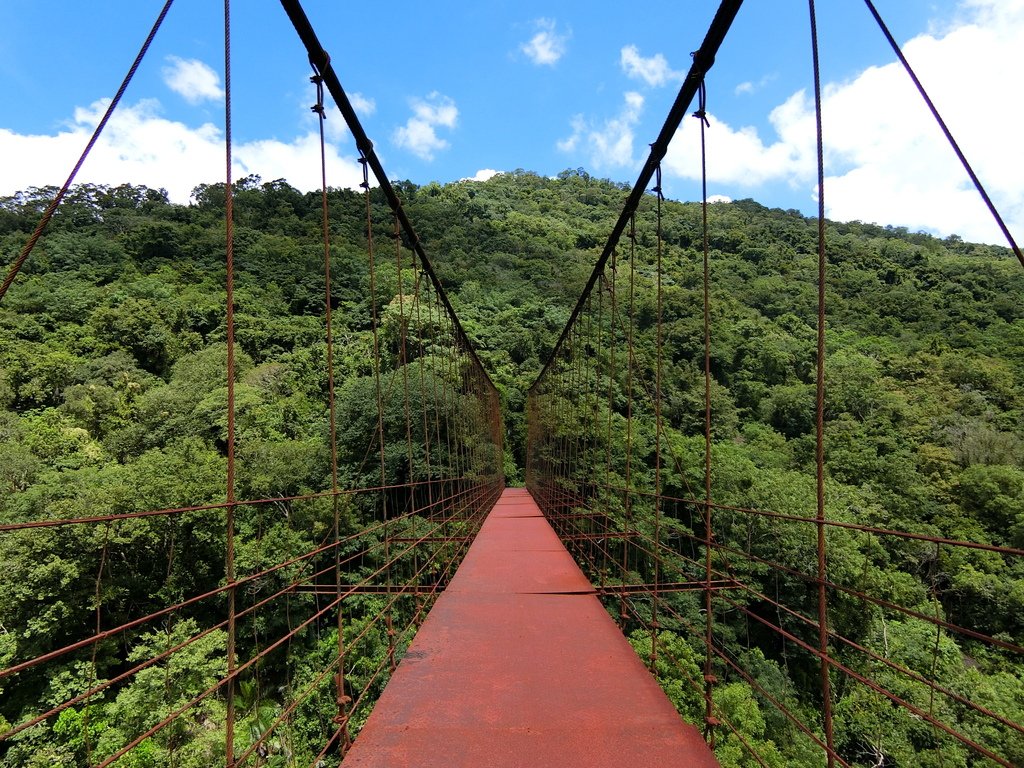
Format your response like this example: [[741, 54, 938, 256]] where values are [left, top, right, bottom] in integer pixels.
[[1, 1, 1021, 245]]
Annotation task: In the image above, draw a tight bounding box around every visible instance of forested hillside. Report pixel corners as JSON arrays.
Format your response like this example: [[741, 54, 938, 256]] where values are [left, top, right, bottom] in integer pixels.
[[1, 171, 1022, 765]]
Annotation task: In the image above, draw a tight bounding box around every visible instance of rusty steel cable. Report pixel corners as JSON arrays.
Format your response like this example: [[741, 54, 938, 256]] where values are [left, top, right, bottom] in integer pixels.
[[624, 214, 636, 589], [278, 0, 498, 390], [307, 491, 495, 766], [0, 479, 451, 532], [397, 215, 416, 509], [629, 591, 830, 768], [527, 0, 744, 389], [694, 75, 718, 745], [624, 496, 1024, 657], [0, 484, 481, 691], [807, 2, 835, 763], [861, 0, 1023, 267], [0, 0, 175, 304], [525, 9, 1021, 766], [714, 589, 1016, 767], [0, 482, 498, 753], [619, 515, 1024, 740], [77, 483, 499, 767], [614, 594, 779, 768], [589, 489, 1013, 767], [586, 483, 1024, 558], [360, 151, 399, 687], [651, 164, 665, 670], [231, 489, 497, 765], [3, 511, 428, 742], [221, 2, 239, 761], [82, 519, 112, 764], [709, 535, 1024, 655], [0, 4, 504, 766], [311, 56, 353, 756]]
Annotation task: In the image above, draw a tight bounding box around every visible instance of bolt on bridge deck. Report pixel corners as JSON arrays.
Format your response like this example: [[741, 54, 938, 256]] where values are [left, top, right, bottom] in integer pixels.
[[341, 487, 718, 767]]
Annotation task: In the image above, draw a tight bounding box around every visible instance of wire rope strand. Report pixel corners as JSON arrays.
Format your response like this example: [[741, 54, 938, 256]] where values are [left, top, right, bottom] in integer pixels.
[[651, 165, 665, 670], [0, 0, 175, 304], [808, 4, 835, 761], [695, 78, 718, 746], [624, 214, 637, 618], [311, 59, 350, 757], [84, 520, 113, 765], [861, 0, 1022, 266], [361, 155, 396, 679], [222, 1, 238, 763], [394, 213, 420, 625], [396, 214, 416, 511], [595, 272, 608, 587]]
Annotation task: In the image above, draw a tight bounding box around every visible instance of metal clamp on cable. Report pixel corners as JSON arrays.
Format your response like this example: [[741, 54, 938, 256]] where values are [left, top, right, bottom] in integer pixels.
[[308, 49, 330, 79], [358, 155, 370, 190], [693, 81, 711, 127], [690, 46, 716, 79], [310, 77, 325, 118]]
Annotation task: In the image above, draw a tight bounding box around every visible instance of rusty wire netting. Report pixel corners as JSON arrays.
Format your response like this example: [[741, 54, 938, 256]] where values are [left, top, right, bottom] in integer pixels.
[[526, 255, 1024, 765], [527, 2, 1022, 766], [0, 1, 504, 765]]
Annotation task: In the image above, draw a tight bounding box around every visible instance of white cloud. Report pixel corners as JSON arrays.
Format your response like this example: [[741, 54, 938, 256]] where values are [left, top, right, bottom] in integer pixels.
[[556, 117, 582, 153], [734, 73, 778, 96], [521, 18, 569, 66], [463, 169, 500, 182], [708, 194, 732, 204], [312, 91, 375, 145], [665, 91, 816, 189], [665, 0, 1024, 245], [161, 56, 224, 105], [0, 98, 366, 203], [349, 92, 376, 117], [393, 92, 458, 161], [558, 91, 644, 171], [620, 45, 683, 87]]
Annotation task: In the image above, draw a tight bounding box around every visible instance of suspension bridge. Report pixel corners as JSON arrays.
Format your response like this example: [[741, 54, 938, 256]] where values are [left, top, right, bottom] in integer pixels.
[[1, 1, 1022, 766]]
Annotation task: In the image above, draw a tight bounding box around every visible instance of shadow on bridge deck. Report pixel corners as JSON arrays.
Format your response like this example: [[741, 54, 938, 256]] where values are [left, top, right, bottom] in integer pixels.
[[341, 487, 718, 767]]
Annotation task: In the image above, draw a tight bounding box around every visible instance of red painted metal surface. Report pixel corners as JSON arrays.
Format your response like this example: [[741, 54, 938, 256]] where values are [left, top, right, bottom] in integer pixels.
[[341, 487, 719, 767]]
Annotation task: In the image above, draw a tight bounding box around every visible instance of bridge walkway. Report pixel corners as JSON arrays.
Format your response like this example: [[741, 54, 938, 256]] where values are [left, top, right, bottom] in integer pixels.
[[341, 487, 718, 767]]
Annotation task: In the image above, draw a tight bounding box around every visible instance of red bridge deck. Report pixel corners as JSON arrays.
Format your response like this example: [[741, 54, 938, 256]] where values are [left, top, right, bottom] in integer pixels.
[[341, 487, 718, 767]]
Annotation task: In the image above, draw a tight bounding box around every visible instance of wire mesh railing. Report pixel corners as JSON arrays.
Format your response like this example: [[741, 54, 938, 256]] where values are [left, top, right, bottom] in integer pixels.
[[0, 1, 503, 765], [527, 2, 1022, 765]]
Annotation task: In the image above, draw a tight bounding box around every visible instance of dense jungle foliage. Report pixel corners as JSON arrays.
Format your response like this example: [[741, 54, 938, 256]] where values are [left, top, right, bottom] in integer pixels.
[[1, 170, 1022, 766]]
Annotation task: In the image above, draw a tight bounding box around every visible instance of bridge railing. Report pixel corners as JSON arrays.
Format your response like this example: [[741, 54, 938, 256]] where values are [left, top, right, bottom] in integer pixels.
[[0, 3, 503, 765], [0, 211, 503, 766], [526, 270, 1024, 765], [527, 4, 1022, 765]]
